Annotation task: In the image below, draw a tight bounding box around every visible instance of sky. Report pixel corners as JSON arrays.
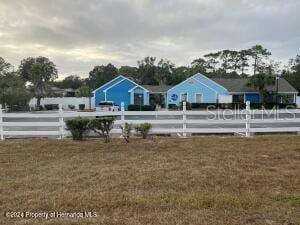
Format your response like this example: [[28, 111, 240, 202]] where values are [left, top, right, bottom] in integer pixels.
[[0, 0, 300, 79]]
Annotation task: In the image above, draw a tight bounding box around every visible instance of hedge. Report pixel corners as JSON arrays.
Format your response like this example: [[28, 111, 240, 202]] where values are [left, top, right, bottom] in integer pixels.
[[167, 102, 297, 110], [44, 104, 59, 110], [128, 104, 156, 111]]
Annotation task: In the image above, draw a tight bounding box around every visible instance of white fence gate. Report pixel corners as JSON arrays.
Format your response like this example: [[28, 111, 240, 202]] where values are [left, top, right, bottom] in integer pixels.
[[1, 102, 300, 140]]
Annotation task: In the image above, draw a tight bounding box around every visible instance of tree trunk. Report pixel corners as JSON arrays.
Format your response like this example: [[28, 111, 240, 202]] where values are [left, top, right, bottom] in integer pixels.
[[253, 57, 257, 75], [37, 97, 41, 110], [259, 91, 264, 104]]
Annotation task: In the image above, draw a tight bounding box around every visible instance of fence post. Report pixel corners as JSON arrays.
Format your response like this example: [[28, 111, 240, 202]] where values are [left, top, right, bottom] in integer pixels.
[[0, 104, 4, 140], [182, 101, 187, 137], [121, 102, 125, 127], [59, 104, 64, 139], [245, 101, 251, 137]]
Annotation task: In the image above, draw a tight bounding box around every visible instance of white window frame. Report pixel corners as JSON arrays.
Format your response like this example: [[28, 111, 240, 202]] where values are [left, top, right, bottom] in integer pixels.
[[194, 93, 203, 103], [180, 93, 188, 102]]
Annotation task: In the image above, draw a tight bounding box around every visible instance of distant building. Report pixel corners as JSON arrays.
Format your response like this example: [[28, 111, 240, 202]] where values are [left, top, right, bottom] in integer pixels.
[[91, 73, 298, 110], [91, 75, 150, 109]]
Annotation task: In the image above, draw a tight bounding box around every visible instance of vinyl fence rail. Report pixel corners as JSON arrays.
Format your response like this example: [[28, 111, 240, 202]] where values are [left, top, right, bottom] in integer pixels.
[[0, 102, 300, 140]]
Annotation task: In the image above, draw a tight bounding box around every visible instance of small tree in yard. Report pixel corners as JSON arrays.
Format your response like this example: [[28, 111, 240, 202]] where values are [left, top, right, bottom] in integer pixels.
[[135, 123, 152, 139], [65, 117, 90, 140], [120, 123, 133, 143], [89, 117, 115, 143]]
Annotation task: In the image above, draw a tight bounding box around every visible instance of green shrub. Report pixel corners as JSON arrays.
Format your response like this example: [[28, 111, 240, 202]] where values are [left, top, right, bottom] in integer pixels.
[[44, 104, 59, 110], [68, 105, 75, 110], [120, 123, 133, 143], [65, 117, 90, 140], [89, 117, 115, 143], [128, 104, 156, 111], [135, 123, 152, 139], [79, 104, 85, 110], [180, 101, 191, 110]]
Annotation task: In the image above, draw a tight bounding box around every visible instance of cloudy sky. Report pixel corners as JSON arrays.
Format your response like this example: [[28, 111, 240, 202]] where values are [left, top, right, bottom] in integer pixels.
[[0, 0, 299, 79]]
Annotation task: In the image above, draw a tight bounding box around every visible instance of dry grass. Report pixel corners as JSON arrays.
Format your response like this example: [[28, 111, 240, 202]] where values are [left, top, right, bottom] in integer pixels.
[[0, 135, 300, 225]]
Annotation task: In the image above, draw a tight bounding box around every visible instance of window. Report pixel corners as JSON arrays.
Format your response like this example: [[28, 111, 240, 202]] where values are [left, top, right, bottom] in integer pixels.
[[181, 93, 188, 102], [232, 94, 244, 103], [195, 94, 202, 103]]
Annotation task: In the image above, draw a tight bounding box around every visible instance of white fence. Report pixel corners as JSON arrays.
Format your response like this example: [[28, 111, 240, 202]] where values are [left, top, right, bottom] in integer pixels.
[[1, 102, 300, 140]]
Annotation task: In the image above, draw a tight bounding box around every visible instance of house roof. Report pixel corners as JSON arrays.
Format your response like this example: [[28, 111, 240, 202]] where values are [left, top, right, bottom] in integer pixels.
[[211, 78, 298, 93], [142, 85, 173, 93]]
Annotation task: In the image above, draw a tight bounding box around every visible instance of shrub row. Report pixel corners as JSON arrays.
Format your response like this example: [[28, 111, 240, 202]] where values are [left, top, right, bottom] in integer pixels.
[[128, 104, 156, 111], [169, 102, 297, 110], [65, 117, 152, 142]]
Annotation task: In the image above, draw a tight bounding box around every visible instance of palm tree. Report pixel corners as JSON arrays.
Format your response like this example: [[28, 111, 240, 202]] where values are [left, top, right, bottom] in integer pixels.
[[247, 73, 275, 103]]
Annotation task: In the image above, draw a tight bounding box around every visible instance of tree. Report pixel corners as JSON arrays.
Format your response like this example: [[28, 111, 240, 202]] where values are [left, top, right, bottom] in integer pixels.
[[191, 58, 207, 74], [249, 45, 271, 75], [220, 50, 233, 72], [283, 55, 300, 95], [204, 52, 221, 73], [118, 66, 139, 82], [156, 59, 175, 85], [0, 57, 12, 76], [75, 85, 90, 97], [167, 66, 191, 85], [247, 73, 275, 103], [260, 60, 281, 75], [238, 49, 250, 75], [0, 72, 31, 108], [137, 56, 158, 85], [19, 57, 58, 108], [88, 63, 118, 90], [60, 75, 83, 89]]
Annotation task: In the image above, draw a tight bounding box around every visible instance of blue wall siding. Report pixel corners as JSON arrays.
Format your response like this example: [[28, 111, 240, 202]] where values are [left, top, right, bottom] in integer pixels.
[[106, 79, 136, 108], [167, 78, 218, 105], [94, 90, 106, 107], [193, 74, 228, 94], [96, 76, 124, 93], [94, 76, 124, 106], [245, 94, 259, 103]]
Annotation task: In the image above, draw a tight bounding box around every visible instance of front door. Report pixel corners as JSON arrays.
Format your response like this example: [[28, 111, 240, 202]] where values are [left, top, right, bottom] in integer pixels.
[[134, 93, 144, 105]]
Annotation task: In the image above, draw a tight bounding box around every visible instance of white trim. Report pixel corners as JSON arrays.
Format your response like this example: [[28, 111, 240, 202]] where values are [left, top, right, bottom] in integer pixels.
[[194, 93, 203, 103], [128, 83, 150, 93], [92, 75, 125, 93], [167, 76, 219, 95], [196, 73, 229, 92], [229, 91, 298, 94], [103, 77, 126, 92], [230, 92, 259, 94], [128, 85, 149, 93]]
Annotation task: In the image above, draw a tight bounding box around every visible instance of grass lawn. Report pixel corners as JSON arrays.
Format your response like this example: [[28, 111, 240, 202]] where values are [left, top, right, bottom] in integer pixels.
[[1, 135, 300, 225]]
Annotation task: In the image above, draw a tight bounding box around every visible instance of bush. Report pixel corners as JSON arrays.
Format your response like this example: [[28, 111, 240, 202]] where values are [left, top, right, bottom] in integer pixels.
[[189, 103, 297, 110], [79, 104, 85, 110], [179, 101, 191, 110], [135, 123, 152, 139], [168, 104, 179, 110], [44, 104, 59, 110], [68, 105, 75, 110], [128, 104, 156, 111], [89, 117, 115, 143], [120, 123, 133, 143], [65, 117, 90, 140]]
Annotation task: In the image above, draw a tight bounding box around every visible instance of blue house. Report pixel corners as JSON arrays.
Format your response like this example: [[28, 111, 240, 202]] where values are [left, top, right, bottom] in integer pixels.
[[167, 73, 230, 105], [92, 75, 150, 109]]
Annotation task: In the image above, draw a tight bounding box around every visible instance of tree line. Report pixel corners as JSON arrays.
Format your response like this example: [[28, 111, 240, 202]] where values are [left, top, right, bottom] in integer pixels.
[[0, 44, 299, 108]]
